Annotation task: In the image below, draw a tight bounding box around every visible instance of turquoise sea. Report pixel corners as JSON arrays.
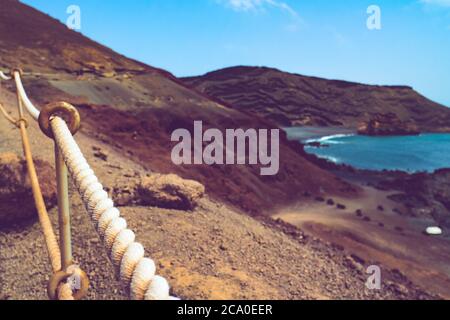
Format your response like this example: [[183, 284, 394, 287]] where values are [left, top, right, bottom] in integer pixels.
[[284, 127, 450, 173]]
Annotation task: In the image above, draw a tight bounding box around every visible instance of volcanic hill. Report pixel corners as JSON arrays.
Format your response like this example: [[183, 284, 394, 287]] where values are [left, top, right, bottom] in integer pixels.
[[183, 66, 450, 132], [0, 0, 445, 300]]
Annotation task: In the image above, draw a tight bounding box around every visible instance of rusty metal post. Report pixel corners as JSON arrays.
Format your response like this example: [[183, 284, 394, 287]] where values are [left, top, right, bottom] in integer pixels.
[[55, 143, 73, 270]]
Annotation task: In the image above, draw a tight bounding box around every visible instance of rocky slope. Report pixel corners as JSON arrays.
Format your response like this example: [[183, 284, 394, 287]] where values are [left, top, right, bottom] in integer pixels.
[[373, 169, 450, 228], [0, 0, 359, 216], [183, 66, 450, 132], [1, 86, 433, 300], [0, 0, 444, 300]]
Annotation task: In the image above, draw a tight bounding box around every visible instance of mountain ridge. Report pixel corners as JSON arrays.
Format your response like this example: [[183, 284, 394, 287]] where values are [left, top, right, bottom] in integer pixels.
[[182, 65, 450, 130]]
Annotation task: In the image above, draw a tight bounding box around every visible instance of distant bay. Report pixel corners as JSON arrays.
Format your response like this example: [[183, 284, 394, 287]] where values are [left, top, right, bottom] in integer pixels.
[[284, 127, 450, 173]]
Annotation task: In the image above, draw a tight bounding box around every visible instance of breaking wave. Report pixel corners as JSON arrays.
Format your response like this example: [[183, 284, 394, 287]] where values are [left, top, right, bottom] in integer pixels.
[[305, 134, 356, 145]]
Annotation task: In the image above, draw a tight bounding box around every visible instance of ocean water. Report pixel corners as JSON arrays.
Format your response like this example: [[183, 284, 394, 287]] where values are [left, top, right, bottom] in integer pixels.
[[284, 127, 450, 172]]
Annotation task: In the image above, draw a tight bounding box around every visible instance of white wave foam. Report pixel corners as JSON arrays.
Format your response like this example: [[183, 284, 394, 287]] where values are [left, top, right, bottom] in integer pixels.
[[314, 154, 340, 163], [306, 133, 355, 145]]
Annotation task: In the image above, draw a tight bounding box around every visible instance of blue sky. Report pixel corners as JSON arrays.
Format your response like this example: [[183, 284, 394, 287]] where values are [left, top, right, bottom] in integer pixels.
[[22, 0, 450, 106]]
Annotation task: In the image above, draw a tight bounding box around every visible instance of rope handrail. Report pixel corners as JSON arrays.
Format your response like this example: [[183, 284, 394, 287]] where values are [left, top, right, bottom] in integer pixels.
[[1, 68, 176, 300], [50, 116, 172, 300], [1, 69, 41, 119], [13, 70, 40, 120], [0, 71, 12, 80], [0, 102, 20, 126], [0, 82, 78, 300]]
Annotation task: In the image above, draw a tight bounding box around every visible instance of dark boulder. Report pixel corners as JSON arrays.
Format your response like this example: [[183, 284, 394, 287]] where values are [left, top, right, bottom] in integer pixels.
[[0, 153, 56, 227]]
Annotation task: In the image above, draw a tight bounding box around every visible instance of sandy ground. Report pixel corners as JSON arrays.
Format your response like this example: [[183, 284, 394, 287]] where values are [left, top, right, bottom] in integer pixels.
[[274, 186, 450, 299]]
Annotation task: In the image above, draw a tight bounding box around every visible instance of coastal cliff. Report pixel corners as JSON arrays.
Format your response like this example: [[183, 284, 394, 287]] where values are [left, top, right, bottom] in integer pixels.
[[183, 66, 450, 133], [357, 113, 420, 136]]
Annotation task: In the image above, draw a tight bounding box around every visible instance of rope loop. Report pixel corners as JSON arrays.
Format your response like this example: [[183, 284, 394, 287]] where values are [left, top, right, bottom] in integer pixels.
[[10, 67, 24, 77], [0, 70, 12, 80], [15, 117, 28, 128], [38, 101, 81, 138], [47, 265, 89, 300]]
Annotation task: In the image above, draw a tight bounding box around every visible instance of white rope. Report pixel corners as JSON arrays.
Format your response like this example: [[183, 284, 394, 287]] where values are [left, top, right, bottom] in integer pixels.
[[50, 116, 174, 300], [0, 71, 11, 80], [13, 71, 40, 120]]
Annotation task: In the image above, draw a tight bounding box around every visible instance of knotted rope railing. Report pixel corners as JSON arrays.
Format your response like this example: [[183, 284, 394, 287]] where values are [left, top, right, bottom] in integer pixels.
[[1, 69, 176, 300], [1, 70, 79, 300], [48, 115, 171, 300]]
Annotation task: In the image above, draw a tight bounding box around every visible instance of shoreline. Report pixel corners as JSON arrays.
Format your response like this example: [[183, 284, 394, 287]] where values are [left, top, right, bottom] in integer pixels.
[[285, 126, 450, 174], [275, 134, 450, 298], [300, 142, 450, 230], [282, 125, 450, 229], [283, 126, 357, 143]]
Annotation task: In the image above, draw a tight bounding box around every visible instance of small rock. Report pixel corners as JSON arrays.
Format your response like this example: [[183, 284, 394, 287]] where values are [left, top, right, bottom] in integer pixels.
[[315, 196, 325, 202], [137, 174, 205, 210], [425, 226, 442, 236], [0, 293, 10, 300], [377, 205, 385, 212], [343, 255, 365, 274], [326, 199, 335, 206], [92, 148, 108, 161], [336, 204, 346, 210], [113, 188, 136, 206], [391, 283, 409, 296], [100, 71, 116, 78]]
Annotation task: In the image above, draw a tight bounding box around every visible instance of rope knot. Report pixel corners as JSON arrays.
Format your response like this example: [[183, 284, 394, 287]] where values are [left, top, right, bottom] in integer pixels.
[[47, 265, 89, 300]]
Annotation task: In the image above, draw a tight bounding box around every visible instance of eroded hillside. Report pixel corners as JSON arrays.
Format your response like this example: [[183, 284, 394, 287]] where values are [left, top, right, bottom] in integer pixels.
[[183, 66, 450, 131]]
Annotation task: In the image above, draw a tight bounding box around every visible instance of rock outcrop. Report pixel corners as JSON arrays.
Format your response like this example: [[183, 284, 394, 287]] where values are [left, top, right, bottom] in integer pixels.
[[112, 173, 205, 211], [377, 169, 450, 228], [0, 153, 56, 227], [137, 174, 205, 210], [358, 113, 420, 136]]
